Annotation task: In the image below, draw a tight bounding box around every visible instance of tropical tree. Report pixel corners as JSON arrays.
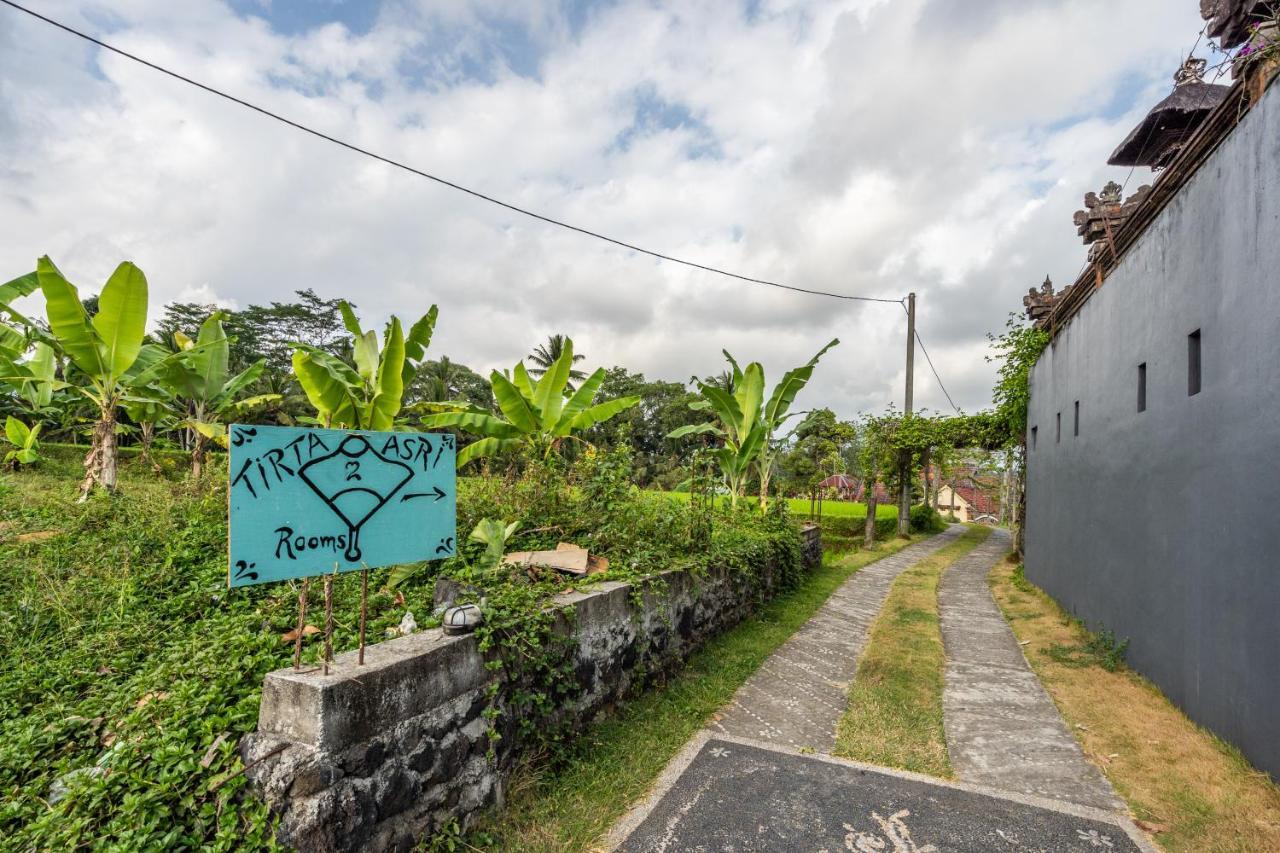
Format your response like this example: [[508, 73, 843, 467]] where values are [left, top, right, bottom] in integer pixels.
[[34, 256, 153, 498], [408, 356, 493, 410], [858, 413, 898, 546], [422, 337, 640, 467], [668, 340, 839, 509], [151, 312, 279, 475], [528, 333, 586, 386], [291, 302, 437, 429]]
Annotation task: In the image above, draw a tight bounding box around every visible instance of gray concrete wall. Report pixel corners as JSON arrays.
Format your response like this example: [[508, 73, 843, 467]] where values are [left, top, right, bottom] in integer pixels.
[[1025, 80, 1280, 778], [243, 524, 820, 851]]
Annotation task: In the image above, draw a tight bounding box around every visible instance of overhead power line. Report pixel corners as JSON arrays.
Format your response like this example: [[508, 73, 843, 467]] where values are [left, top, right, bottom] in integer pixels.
[[901, 302, 960, 414], [0, 0, 903, 305]]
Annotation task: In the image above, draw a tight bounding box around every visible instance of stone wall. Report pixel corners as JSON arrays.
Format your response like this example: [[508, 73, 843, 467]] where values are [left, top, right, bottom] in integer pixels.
[[243, 524, 820, 851]]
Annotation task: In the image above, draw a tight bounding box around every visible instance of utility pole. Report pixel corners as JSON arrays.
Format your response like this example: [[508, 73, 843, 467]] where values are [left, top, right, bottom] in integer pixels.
[[898, 292, 916, 537]]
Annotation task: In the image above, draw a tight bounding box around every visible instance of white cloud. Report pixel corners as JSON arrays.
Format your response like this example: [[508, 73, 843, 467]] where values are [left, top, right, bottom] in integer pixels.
[[0, 0, 1212, 416]]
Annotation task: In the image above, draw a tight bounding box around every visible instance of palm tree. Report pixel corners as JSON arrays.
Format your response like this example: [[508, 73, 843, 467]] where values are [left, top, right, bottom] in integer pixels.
[[417, 355, 465, 402], [690, 369, 735, 393], [529, 334, 586, 386]]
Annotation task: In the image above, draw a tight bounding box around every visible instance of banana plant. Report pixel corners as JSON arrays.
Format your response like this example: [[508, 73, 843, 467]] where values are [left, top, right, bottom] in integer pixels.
[[421, 337, 640, 467], [121, 390, 177, 472], [3, 416, 42, 468], [666, 361, 765, 506], [291, 302, 437, 430], [35, 256, 151, 499], [0, 341, 60, 416], [668, 339, 838, 509], [151, 311, 278, 476], [751, 339, 839, 510]]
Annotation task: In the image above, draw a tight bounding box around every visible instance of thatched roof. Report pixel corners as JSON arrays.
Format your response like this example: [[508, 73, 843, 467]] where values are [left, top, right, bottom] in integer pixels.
[[1109, 61, 1230, 168]]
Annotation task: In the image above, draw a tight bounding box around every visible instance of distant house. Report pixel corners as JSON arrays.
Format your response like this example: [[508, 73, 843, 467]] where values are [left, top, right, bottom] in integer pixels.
[[853, 480, 893, 506], [816, 473, 857, 501], [935, 482, 998, 523]]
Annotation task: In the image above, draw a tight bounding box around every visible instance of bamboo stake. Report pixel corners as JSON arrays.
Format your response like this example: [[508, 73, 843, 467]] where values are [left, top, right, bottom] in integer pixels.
[[358, 568, 369, 665], [323, 572, 335, 676], [293, 578, 310, 671]]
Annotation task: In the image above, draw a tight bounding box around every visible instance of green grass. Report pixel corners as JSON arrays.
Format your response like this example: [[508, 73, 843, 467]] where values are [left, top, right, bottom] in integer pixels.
[[465, 536, 924, 851], [832, 525, 991, 777], [650, 490, 899, 519]]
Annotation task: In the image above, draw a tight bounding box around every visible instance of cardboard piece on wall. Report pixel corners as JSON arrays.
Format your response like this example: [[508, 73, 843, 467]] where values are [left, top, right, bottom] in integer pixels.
[[503, 543, 609, 576]]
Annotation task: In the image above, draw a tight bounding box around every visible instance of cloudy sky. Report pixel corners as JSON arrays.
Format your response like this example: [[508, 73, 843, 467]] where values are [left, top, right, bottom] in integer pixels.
[[0, 0, 1216, 417]]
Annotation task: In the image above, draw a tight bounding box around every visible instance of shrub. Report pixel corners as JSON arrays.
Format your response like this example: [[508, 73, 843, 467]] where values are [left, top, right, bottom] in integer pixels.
[[910, 503, 947, 534]]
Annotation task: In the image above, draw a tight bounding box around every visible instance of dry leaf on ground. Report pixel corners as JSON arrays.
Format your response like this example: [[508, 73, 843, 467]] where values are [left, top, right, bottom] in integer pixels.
[[16, 530, 59, 544], [134, 691, 169, 710], [280, 625, 320, 644]]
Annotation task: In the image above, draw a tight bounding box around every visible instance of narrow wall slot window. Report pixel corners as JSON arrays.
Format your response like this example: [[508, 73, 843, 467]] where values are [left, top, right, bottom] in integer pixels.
[[1188, 329, 1201, 396], [1138, 363, 1147, 412], [1031, 426, 1038, 449], [1056, 412, 1061, 443], [1074, 401, 1080, 436]]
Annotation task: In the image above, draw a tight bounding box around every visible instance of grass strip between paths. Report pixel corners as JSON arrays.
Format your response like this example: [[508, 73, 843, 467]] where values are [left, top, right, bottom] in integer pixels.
[[462, 535, 926, 851], [989, 562, 1280, 853], [832, 525, 991, 777]]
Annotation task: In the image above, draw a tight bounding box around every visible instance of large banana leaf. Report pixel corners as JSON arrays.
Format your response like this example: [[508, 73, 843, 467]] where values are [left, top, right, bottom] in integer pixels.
[[0, 322, 24, 356], [208, 361, 266, 411], [0, 342, 62, 409], [666, 422, 724, 439], [568, 395, 640, 432], [458, 436, 521, 467], [533, 338, 573, 429], [490, 371, 540, 434], [733, 362, 765, 439], [0, 271, 39, 327], [340, 302, 381, 385], [402, 306, 439, 385], [696, 384, 745, 439], [37, 256, 107, 380], [511, 362, 536, 400], [559, 368, 606, 427], [367, 317, 405, 430], [764, 338, 839, 426], [91, 261, 149, 382], [292, 348, 360, 427], [191, 312, 231, 401], [0, 271, 38, 304], [420, 409, 523, 440]]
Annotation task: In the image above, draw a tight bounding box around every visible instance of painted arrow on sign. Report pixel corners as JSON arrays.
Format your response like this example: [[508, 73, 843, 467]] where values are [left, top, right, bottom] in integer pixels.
[[401, 486, 449, 502]]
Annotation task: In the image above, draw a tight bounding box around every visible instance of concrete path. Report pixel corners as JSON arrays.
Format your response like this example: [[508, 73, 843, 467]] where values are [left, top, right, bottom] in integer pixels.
[[607, 526, 1152, 851], [609, 733, 1148, 852], [939, 528, 1124, 812], [709, 526, 965, 752]]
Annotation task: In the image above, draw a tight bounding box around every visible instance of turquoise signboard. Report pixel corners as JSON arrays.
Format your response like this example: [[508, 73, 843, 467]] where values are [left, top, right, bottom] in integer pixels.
[[228, 424, 456, 587]]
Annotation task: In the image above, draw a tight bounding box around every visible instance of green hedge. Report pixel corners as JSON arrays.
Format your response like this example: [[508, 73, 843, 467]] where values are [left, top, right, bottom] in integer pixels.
[[810, 504, 948, 544]]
